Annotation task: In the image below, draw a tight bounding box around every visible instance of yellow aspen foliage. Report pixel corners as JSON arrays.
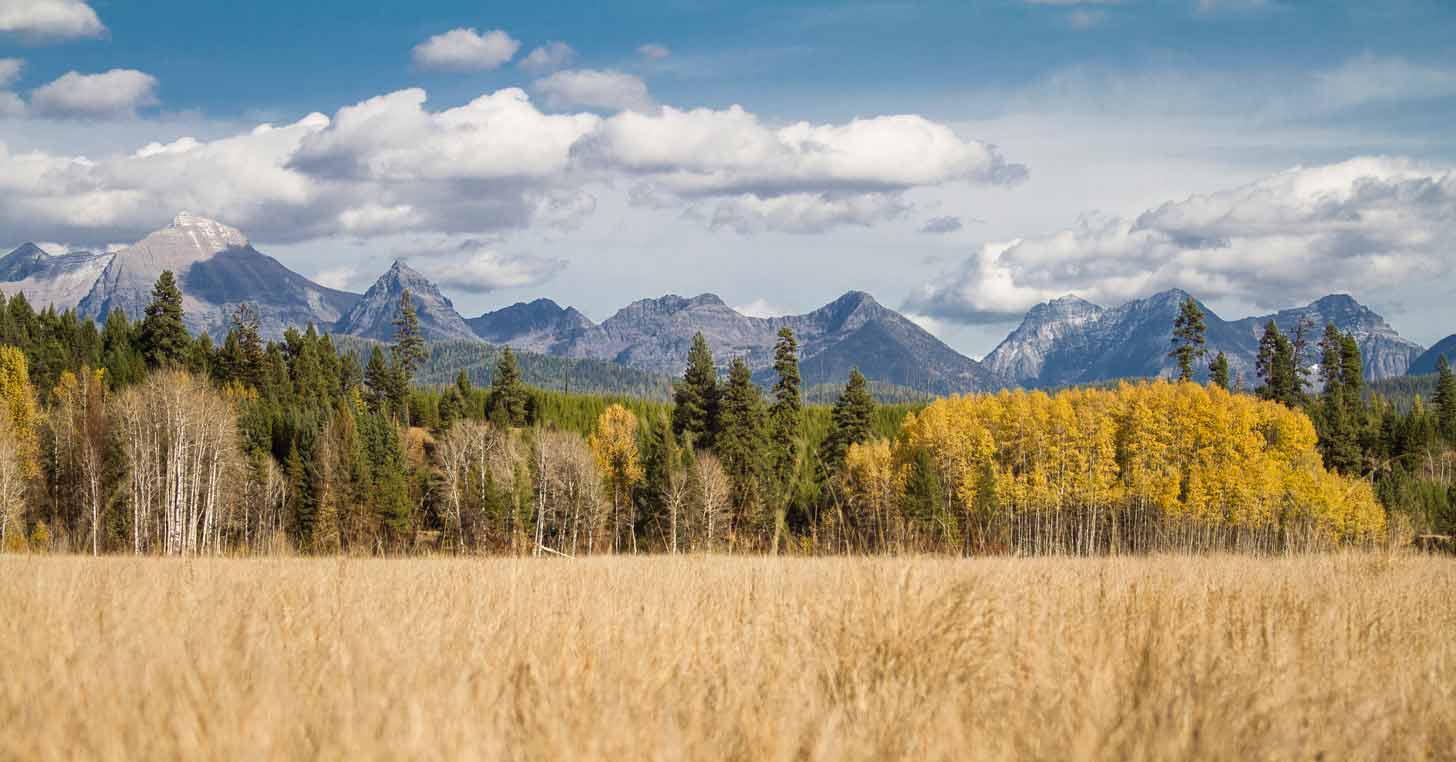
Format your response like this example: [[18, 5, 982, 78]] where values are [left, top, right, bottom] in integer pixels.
[[887, 380, 1383, 550], [0, 345, 40, 477], [590, 404, 645, 490]]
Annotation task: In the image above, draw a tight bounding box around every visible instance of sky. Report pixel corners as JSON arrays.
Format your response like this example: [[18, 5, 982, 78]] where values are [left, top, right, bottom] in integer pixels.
[[1, 0, 1454, 357]]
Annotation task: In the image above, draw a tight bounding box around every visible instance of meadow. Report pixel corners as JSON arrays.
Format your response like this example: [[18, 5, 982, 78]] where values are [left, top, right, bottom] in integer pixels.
[[2, 553, 1453, 761]]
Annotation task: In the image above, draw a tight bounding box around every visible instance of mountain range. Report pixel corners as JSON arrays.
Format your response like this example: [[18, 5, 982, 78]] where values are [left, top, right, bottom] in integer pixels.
[[985, 290, 1425, 386], [1, 214, 1439, 395]]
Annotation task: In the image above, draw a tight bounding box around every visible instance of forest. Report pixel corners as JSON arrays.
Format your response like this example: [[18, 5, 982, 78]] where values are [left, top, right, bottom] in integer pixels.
[[0, 280, 1452, 556]]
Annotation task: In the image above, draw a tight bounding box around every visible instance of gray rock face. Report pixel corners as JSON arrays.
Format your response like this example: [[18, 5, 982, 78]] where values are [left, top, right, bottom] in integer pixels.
[[77, 213, 359, 339], [986, 290, 1424, 388], [484, 290, 1002, 394], [0, 243, 113, 311], [334, 260, 479, 342], [467, 298, 595, 355], [1409, 334, 1456, 376]]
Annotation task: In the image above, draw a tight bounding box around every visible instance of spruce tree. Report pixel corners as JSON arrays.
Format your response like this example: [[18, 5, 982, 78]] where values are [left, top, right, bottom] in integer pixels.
[[1255, 321, 1300, 407], [487, 347, 528, 427], [766, 328, 802, 539], [820, 369, 876, 474], [1434, 354, 1456, 443], [138, 271, 190, 368], [715, 357, 768, 532], [1209, 352, 1231, 391], [1317, 324, 1359, 473], [672, 332, 719, 448], [391, 290, 428, 381], [364, 346, 394, 414], [1168, 296, 1207, 382]]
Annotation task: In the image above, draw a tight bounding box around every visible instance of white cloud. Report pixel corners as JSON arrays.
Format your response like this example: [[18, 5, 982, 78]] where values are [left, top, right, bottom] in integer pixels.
[[0, 0, 104, 40], [0, 91, 22, 117], [1194, 0, 1275, 15], [518, 42, 576, 74], [0, 58, 22, 87], [1313, 54, 1456, 110], [734, 298, 783, 318], [533, 69, 653, 113], [30, 69, 158, 118], [706, 192, 910, 235], [415, 245, 566, 294], [906, 157, 1456, 323], [0, 84, 1026, 244], [312, 264, 361, 291], [637, 43, 671, 60], [412, 27, 519, 72]]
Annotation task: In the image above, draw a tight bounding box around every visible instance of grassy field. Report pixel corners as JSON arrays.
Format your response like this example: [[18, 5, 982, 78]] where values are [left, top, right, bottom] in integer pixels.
[[1, 554, 1453, 761]]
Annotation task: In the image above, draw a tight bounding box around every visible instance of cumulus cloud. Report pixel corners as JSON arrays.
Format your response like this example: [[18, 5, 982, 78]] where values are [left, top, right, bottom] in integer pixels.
[[906, 157, 1456, 323], [30, 69, 158, 118], [518, 41, 576, 74], [412, 27, 519, 72], [532, 69, 653, 113], [583, 104, 1025, 232], [0, 85, 1025, 243], [920, 215, 963, 234], [0, 0, 105, 41], [0, 58, 22, 87], [414, 244, 566, 294], [637, 43, 671, 60]]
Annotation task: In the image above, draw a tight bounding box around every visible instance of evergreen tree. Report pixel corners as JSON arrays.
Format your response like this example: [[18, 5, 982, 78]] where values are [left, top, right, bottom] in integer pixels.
[[1434, 354, 1456, 443], [671, 332, 719, 447], [1255, 321, 1300, 407], [391, 290, 428, 381], [1317, 324, 1360, 474], [138, 271, 190, 368], [487, 348, 529, 427], [820, 369, 876, 474], [1209, 352, 1231, 391], [100, 309, 143, 390], [1168, 296, 1207, 382], [364, 346, 397, 415], [766, 328, 802, 543], [715, 357, 768, 534]]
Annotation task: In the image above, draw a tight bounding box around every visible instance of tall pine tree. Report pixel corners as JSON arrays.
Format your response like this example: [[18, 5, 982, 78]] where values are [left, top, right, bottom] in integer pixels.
[[138, 271, 190, 368], [766, 327, 802, 550], [820, 369, 875, 474], [1168, 296, 1207, 382], [672, 332, 719, 448], [1433, 354, 1456, 444], [391, 290, 428, 381], [487, 348, 528, 427], [1209, 352, 1231, 391], [715, 357, 767, 536]]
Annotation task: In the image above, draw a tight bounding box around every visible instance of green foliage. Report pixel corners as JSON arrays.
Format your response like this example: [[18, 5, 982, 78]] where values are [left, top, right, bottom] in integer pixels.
[[1210, 352, 1231, 392], [716, 357, 768, 529], [819, 369, 876, 474], [138, 271, 190, 368], [1168, 296, 1207, 382], [672, 332, 719, 448], [391, 291, 428, 380], [1435, 355, 1456, 444], [1255, 321, 1302, 407], [487, 348, 529, 427]]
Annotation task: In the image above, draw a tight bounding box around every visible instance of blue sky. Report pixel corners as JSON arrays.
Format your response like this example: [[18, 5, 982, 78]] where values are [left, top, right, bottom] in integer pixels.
[[3, 0, 1455, 355]]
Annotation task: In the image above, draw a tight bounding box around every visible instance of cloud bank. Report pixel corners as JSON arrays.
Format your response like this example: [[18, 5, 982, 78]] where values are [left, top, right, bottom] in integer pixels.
[[906, 157, 1456, 323]]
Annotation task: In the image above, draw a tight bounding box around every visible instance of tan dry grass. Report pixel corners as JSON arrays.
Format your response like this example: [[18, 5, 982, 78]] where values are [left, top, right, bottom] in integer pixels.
[[1, 553, 1453, 761]]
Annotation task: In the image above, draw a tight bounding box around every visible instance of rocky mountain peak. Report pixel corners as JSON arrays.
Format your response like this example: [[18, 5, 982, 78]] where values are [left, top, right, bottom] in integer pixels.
[[333, 259, 477, 342]]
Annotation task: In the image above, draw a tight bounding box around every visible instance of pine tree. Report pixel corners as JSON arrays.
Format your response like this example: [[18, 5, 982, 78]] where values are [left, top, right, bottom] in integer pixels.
[[715, 357, 767, 536], [391, 290, 428, 381], [1316, 324, 1360, 474], [671, 332, 719, 448], [1209, 352, 1231, 391], [1168, 296, 1207, 382], [1255, 321, 1300, 407], [100, 308, 143, 390], [364, 346, 395, 415], [1434, 354, 1456, 443], [766, 327, 802, 545], [820, 369, 876, 474], [487, 348, 528, 427], [138, 271, 190, 368]]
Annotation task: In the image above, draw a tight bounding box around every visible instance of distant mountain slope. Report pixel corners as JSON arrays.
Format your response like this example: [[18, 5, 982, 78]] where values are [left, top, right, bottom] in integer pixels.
[[76, 213, 358, 339], [987, 290, 1423, 388], [0, 243, 113, 311], [1409, 334, 1456, 375], [333, 260, 479, 342], [539, 290, 1001, 394], [466, 298, 594, 354]]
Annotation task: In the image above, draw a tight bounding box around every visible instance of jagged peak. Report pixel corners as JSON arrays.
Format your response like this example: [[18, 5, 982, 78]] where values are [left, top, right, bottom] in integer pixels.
[[5, 242, 49, 259]]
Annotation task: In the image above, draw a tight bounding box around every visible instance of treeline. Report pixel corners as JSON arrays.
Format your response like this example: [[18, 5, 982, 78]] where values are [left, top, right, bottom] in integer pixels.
[[0, 281, 1448, 556]]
